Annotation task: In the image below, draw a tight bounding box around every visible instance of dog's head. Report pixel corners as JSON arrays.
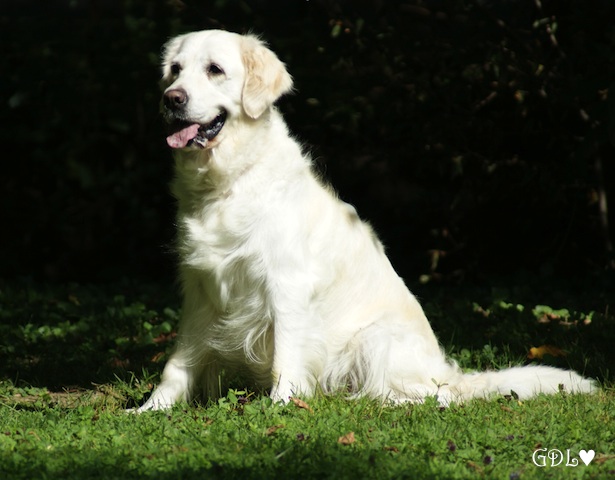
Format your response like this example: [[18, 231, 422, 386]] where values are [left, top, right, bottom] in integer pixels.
[[160, 30, 293, 150]]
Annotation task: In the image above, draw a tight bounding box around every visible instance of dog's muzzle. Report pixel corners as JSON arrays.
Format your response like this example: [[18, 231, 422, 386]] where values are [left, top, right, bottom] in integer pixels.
[[163, 88, 227, 149], [165, 111, 227, 149]]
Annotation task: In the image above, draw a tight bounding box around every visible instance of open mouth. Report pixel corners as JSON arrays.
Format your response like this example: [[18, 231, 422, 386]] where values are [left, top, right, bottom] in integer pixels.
[[166, 110, 227, 149]]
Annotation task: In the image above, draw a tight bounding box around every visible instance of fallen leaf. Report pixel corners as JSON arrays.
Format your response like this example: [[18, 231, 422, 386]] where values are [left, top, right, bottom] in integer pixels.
[[153, 331, 177, 344], [110, 357, 130, 368], [466, 461, 484, 474], [150, 351, 165, 363], [265, 424, 284, 436], [338, 431, 356, 445], [594, 454, 615, 465], [527, 345, 567, 360], [290, 397, 313, 413]]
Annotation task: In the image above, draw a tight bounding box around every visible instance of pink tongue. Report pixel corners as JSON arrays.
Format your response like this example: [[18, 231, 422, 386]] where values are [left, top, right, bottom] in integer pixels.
[[166, 123, 200, 148]]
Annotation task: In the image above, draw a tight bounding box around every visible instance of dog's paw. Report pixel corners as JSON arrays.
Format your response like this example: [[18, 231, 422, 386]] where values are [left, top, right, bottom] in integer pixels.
[[270, 388, 293, 404]]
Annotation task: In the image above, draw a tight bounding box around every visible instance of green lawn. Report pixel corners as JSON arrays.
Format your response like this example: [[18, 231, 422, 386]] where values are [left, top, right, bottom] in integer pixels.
[[0, 387, 613, 479], [0, 279, 613, 478]]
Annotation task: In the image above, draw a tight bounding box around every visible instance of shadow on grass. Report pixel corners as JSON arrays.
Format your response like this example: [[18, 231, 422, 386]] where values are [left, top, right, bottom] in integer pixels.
[[1, 441, 440, 480], [0, 280, 178, 390], [1, 276, 613, 393]]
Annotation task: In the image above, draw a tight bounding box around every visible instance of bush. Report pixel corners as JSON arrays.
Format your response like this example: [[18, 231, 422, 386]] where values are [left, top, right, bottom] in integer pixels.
[[2, 0, 613, 282]]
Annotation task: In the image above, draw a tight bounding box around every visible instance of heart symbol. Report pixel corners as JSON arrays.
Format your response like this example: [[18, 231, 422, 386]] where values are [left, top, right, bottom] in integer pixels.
[[579, 449, 595, 466]]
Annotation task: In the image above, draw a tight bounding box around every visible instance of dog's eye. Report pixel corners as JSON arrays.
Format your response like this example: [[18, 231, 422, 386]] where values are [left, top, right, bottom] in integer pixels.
[[207, 63, 224, 76], [170, 63, 181, 76]]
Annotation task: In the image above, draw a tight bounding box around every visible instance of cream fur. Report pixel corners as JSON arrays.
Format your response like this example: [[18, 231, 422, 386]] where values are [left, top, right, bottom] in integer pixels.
[[136, 30, 596, 411]]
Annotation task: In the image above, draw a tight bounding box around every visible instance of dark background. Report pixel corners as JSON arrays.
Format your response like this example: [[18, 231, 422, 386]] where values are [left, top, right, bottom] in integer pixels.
[[2, 0, 614, 287]]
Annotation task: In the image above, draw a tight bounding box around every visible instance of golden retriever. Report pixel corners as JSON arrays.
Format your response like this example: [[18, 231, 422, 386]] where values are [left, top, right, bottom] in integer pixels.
[[136, 30, 595, 411]]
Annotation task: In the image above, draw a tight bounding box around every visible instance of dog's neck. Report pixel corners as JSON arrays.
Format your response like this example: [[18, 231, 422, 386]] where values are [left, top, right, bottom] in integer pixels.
[[170, 107, 287, 214]]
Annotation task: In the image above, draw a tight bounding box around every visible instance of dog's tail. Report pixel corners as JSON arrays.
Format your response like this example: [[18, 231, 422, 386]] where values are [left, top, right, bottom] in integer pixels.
[[434, 365, 597, 404], [341, 321, 597, 404]]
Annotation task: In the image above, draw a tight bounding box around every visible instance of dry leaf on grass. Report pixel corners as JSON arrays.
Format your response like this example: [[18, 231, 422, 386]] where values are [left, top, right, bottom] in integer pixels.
[[594, 454, 615, 465], [290, 397, 313, 413], [265, 424, 284, 436], [338, 431, 356, 445], [150, 351, 165, 363], [527, 345, 567, 359]]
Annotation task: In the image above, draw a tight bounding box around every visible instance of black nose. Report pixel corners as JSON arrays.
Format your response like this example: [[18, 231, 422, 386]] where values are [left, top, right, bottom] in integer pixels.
[[163, 88, 188, 110]]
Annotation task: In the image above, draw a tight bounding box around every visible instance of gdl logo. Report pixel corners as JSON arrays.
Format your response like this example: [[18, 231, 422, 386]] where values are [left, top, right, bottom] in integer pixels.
[[532, 448, 595, 467]]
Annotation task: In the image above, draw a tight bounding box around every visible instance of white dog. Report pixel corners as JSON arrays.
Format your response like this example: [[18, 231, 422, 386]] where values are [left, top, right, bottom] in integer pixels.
[[136, 29, 595, 411]]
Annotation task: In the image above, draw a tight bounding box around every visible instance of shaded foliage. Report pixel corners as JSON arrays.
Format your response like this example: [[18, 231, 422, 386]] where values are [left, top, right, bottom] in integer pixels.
[[1, 279, 612, 392], [1, 0, 614, 282], [0, 280, 178, 389]]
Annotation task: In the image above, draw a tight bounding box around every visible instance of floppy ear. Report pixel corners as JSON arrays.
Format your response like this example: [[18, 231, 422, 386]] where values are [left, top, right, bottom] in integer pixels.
[[241, 35, 293, 119]]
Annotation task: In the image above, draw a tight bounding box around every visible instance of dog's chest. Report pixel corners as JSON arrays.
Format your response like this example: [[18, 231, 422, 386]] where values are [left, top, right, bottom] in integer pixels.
[[179, 199, 274, 362], [178, 196, 270, 306]]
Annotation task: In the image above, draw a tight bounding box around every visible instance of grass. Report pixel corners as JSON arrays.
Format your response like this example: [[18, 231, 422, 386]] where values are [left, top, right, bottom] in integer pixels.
[[0, 277, 614, 478], [1, 387, 613, 479]]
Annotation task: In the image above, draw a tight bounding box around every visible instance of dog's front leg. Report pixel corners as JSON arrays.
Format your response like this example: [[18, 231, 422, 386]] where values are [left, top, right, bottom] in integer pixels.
[[269, 306, 324, 403], [136, 356, 193, 412]]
